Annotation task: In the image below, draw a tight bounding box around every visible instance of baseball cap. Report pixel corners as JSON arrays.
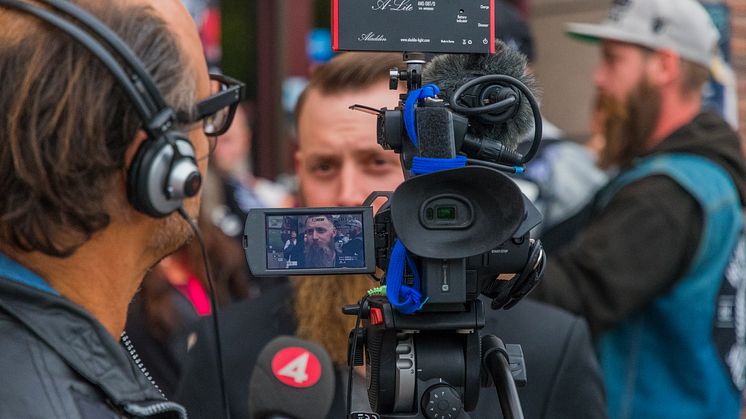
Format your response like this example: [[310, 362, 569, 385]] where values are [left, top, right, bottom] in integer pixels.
[[565, 0, 719, 69]]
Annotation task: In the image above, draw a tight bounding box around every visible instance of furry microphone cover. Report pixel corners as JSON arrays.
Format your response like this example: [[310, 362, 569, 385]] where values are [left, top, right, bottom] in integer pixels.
[[422, 40, 540, 150]]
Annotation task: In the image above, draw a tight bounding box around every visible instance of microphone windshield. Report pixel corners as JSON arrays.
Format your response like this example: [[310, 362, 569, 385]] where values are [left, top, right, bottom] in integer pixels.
[[248, 336, 335, 419], [416, 106, 456, 159], [422, 40, 539, 150]]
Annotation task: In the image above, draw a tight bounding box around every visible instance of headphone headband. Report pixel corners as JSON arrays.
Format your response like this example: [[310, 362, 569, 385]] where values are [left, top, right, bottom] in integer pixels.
[[0, 0, 203, 218], [0, 0, 175, 139], [39, 0, 168, 111]]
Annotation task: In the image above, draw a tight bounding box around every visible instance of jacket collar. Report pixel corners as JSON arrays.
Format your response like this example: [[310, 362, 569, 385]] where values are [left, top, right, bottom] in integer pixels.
[[0, 252, 58, 295], [0, 275, 166, 406], [640, 111, 746, 204]]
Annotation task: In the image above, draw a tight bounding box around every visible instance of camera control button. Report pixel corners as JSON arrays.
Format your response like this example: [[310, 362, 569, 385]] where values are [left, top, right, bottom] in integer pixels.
[[370, 307, 384, 325], [396, 359, 413, 369], [396, 344, 412, 355]]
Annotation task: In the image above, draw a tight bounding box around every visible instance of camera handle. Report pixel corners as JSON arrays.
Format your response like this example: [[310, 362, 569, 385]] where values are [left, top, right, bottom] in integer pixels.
[[389, 52, 426, 94]]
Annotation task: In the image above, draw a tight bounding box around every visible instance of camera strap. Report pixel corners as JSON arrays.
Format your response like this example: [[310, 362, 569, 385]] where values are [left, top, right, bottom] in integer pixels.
[[385, 240, 425, 314], [403, 83, 439, 146], [411, 155, 467, 175]]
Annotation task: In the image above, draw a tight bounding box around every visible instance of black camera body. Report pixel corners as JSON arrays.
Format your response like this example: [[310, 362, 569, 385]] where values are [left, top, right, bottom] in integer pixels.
[[369, 165, 542, 310]]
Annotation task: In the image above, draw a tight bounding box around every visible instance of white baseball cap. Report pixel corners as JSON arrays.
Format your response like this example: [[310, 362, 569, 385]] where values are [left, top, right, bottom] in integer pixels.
[[566, 0, 719, 69]]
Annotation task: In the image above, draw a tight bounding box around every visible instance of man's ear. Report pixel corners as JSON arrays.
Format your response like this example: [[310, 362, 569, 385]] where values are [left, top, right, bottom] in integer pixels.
[[118, 130, 149, 206], [111, 130, 150, 219], [648, 49, 680, 87], [124, 130, 150, 171]]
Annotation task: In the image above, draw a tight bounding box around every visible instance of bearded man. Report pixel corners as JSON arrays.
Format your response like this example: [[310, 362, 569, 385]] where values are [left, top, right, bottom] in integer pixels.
[[303, 215, 338, 268], [176, 51, 606, 418], [530, 1, 746, 418]]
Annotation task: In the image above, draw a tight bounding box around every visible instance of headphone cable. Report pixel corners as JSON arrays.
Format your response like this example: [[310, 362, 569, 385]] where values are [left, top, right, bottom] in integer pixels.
[[178, 207, 231, 419]]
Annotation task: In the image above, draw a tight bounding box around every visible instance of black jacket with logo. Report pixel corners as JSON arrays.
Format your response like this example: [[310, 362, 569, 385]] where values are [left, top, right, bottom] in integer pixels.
[[0, 277, 187, 419]]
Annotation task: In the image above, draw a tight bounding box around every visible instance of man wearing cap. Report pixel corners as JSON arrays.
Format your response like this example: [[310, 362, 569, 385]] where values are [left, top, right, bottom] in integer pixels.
[[531, 1, 746, 418]]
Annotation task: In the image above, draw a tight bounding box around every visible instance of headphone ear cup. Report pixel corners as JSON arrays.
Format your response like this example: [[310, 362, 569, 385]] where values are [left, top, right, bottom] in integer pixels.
[[166, 133, 203, 200], [127, 133, 201, 218]]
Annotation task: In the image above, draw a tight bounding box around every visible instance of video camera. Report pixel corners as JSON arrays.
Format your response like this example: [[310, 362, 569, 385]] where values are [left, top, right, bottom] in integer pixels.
[[244, 2, 546, 418]]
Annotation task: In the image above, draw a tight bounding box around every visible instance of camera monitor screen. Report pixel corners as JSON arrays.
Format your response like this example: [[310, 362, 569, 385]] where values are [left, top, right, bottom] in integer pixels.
[[244, 207, 375, 276], [266, 213, 366, 270]]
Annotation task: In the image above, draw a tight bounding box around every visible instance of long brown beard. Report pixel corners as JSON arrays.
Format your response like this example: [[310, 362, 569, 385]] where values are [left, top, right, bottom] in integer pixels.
[[304, 242, 336, 268], [293, 274, 377, 365], [597, 77, 662, 170]]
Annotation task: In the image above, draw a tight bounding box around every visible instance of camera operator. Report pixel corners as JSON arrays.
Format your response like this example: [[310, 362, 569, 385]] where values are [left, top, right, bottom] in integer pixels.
[[530, 1, 746, 418], [0, 0, 238, 417], [176, 52, 606, 419]]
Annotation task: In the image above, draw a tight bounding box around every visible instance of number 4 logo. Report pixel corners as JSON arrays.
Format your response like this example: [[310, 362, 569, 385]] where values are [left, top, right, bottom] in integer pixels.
[[271, 347, 322, 388], [278, 352, 309, 384]]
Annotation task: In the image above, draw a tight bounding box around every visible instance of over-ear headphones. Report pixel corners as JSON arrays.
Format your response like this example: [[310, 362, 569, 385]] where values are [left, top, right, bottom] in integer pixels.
[[0, 0, 202, 217]]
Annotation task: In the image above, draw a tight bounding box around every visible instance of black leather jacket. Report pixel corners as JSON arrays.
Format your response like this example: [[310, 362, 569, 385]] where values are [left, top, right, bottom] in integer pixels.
[[0, 277, 187, 419]]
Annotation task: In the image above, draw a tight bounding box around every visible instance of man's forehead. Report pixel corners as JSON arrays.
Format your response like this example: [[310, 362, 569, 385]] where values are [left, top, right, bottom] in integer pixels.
[[307, 216, 333, 225], [306, 83, 397, 106], [601, 39, 649, 56], [297, 111, 391, 155], [298, 83, 398, 145]]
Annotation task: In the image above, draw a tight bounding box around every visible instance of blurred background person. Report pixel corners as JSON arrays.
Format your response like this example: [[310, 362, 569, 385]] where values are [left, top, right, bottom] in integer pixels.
[[341, 218, 364, 262], [203, 104, 293, 240], [530, 1, 746, 418], [283, 229, 303, 267]]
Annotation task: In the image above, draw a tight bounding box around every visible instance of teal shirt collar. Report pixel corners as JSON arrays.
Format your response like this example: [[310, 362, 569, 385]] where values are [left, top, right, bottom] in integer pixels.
[[0, 252, 59, 295]]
